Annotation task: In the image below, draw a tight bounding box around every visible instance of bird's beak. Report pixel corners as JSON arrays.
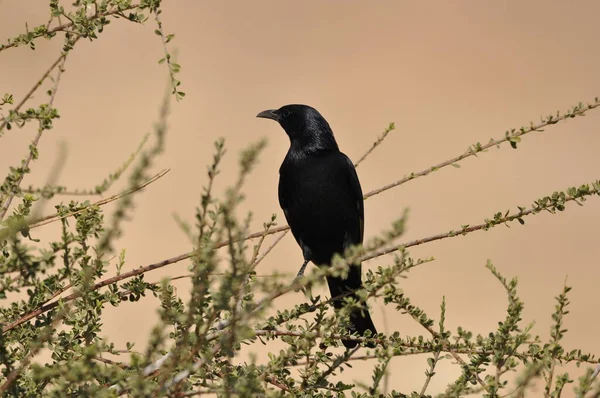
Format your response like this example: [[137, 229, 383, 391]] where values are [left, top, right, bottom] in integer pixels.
[[256, 109, 279, 121]]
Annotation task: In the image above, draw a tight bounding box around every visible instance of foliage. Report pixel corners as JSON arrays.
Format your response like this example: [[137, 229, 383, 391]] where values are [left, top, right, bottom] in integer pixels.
[[0, 1, 599, 397]]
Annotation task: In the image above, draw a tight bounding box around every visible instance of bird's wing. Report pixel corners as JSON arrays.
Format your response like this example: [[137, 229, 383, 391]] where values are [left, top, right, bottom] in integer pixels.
[[342, 154, 365, 243], [278, 174, 312, 260], [277, 179, 291, 224], [278, 176, 297, 246]]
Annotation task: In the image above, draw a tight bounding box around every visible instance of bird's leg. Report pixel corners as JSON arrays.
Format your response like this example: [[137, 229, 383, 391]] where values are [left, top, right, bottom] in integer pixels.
[[296, 259, 309, 278], [293, 259, 309, 293]]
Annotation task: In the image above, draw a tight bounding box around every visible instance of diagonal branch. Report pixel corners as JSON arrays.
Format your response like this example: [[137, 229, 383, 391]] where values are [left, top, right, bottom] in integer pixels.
[[0, 52, 66, 133], [354, 122, 395, 167], [0, 47, 75, 220], [4, 179, 599, 335], [363, 98, 600, 199]]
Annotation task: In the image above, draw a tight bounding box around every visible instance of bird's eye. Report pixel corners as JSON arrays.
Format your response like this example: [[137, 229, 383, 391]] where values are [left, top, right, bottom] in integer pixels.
[[281, 109, 291, 118]]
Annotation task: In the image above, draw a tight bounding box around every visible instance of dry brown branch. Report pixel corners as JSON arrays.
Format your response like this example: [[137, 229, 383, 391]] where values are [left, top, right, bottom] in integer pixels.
[[92, 356, 131, 369]]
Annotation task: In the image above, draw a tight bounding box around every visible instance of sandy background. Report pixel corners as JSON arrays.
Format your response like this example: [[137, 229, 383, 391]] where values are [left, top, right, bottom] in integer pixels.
[[1, 1, 599, 395]]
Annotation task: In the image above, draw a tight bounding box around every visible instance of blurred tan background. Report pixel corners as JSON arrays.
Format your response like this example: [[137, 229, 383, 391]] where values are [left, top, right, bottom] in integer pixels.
[[2, 1, 600, 395]]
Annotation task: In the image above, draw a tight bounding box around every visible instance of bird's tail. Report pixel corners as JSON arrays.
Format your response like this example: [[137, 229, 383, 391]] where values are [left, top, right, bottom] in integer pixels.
[[326, 263, 377, 349]]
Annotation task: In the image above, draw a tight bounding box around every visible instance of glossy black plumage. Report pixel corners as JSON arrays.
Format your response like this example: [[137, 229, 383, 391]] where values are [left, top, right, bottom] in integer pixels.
[[257, 104, 377, 348]]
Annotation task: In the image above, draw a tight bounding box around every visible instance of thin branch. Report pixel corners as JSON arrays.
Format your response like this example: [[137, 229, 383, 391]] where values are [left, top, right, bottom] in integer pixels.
[[420, 352, 440, 395], [0, 49, 72, 220], [0, 4, 137, 53], [231, 222, 280, 320], [363, 183, 599, 261], [21, 133, 149, 197], [363, 98, 600, 200], [38, 282, 72, 308], [354, 122, 395, 167], [314, 346, 360, 387], [92, 356, 131, 369], [28, 169, 170, 230], [149, 272, 289, 285], [419, 322, 487, 390], [154, 11, 184, 101], [262, 375, 291, 392], [171, 389, 218, 397], [251, 230, 288, 268], [0, 52, 65, 133], [153, 344, 221, 396]]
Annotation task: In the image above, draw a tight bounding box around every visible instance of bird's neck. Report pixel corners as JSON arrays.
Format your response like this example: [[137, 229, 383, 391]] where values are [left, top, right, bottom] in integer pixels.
[[289, 129, 339, 157]]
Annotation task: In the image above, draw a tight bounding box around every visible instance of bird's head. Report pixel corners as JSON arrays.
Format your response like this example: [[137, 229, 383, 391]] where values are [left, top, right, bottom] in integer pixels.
[[257, 104, 339, 152]]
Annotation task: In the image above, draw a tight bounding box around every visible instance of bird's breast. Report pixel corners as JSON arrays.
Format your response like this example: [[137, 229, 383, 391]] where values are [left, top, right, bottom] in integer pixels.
[[279, 157, 357, 230]]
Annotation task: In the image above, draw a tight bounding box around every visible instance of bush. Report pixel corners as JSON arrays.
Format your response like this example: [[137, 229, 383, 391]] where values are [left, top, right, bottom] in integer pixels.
[[0, 2, 599, 397]]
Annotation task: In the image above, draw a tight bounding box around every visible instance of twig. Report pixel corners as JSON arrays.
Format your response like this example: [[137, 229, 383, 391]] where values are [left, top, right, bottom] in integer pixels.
[[39, 282, 72, 308], [154, 344, 221, 396], [381, 306, 390, 394], [0, 52, 65, 133], [0, 49, 73, 220], [420, 352, 440, 395], [592, 364, 600, 380], [92, 356, 131, 369], [363, 98, 600, 200], [354, 122, 395, 167], [314, 346, 360, 388], [230, 225, 283, 321], [21, 133, 149, 197], [173, 389, 218, 397], [0, 5, 137, 53], [263, 375, 291, 392], [154, 11, 184, 101], [252, 230, 288, 268], [28, 169, 170, 230], [362, 184, 599, 261], [149, 272, 289, 285]]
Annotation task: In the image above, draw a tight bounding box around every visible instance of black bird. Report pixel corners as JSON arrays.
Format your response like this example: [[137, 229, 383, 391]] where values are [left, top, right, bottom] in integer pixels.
[[257, 104, 377, 348]]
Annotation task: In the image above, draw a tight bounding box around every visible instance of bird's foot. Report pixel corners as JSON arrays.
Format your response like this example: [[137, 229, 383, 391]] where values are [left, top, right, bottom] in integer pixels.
[[293, 275, 306, 293]]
